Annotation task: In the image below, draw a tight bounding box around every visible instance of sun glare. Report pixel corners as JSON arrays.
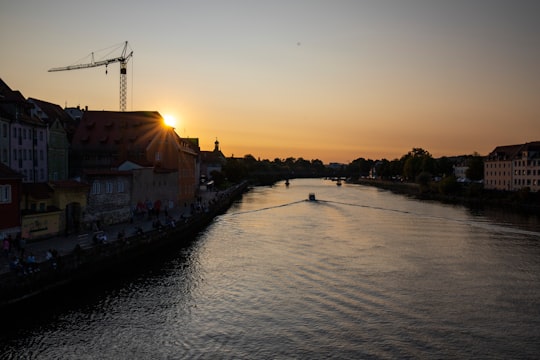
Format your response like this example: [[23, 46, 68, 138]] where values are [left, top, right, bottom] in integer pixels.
[[163, 114, 176, 128]]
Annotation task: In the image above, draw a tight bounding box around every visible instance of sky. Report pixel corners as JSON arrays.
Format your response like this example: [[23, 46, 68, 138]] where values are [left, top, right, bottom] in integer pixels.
[[1, 0, 539, 163]]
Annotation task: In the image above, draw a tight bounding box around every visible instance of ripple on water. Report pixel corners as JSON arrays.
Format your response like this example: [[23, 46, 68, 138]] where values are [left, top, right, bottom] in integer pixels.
[[2, 179, 540, 358]]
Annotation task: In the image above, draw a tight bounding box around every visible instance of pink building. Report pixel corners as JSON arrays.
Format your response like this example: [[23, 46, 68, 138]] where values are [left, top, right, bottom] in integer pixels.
[[484, 142, 540, 192]]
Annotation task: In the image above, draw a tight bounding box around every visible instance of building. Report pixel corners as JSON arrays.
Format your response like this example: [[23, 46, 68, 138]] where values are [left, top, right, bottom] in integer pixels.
[[177, 139, 199, 206], [29, 98, 74, 181], [20, 182, 62, 240], [71, 111, 180, 172], [83, 169, 132, 228], [50, 180, 90, 235], [0, 162, 23, 239], [453, 161, 469, 183], [71, 111, 199, 217], [484, 142, 540, 192], [0, 79, 48, 183], [64, 106, 85, 125], [200, 138, 226, 182], [118, 160, 179, 218]]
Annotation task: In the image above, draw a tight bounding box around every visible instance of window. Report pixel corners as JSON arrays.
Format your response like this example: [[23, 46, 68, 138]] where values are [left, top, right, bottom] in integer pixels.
[[0, 185, 11, 203], [91, 182, 101, 195], [13, 149, 17, 160], [106, 182, 113, 194], [155, 152, 161, 161], [2, 124, 6, 138], [117, 180, 125, 193]]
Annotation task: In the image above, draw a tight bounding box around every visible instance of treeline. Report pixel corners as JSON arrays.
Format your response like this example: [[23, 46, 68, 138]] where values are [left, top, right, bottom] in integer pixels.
[[218, 155, 328, 186], [209, 148, 538, 212], [214, 148, 484, 188]]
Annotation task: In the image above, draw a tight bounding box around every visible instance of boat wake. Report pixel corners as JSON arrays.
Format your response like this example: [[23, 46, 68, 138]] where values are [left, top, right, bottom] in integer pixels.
[[225, 196, 540, 239]]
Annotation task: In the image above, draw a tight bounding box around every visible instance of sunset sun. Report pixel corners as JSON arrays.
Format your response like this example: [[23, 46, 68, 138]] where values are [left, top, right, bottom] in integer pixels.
[[163, 114, 176, 127]]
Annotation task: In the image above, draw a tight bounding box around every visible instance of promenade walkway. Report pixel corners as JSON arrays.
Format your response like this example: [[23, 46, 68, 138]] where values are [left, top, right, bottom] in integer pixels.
[[0, 189, 221, 276]]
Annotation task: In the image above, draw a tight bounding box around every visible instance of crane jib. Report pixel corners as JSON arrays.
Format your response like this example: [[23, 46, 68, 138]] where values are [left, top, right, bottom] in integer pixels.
[[47, 41, 133, 111]]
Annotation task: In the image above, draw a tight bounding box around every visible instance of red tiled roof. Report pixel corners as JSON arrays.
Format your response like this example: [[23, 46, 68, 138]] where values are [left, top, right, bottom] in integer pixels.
[[488, 141, 540, 160], [73, 111, 161, 147], [29, 97, 75, 127], [0, 78, 26, 102], [0, 162, 23, 179], [489, 144, 522, 158], [201, 150, 225, 164], [72, 111, 192, 170]]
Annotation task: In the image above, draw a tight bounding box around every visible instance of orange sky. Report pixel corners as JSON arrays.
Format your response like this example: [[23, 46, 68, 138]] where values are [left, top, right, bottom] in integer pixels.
[[1, 1, 539, 163]]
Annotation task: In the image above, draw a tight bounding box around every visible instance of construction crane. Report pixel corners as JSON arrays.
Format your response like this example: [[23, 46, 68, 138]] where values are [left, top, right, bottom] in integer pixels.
[[49, 41, 133, 111]]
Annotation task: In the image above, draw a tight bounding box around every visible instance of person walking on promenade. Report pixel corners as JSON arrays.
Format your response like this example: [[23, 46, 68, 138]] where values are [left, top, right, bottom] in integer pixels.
[[3, 236, 10, 258], [26, 252, 37, 273], [154, 199, 162, 218], [145, 199, 153, 219], [19, 236, 26, 258]]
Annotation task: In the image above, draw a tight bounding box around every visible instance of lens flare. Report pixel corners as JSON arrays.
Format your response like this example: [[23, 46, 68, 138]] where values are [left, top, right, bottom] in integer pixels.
[[163, 114, 176, 127]]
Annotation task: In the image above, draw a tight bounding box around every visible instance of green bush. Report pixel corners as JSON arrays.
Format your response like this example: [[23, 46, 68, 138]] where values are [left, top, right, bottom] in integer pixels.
[[438, 176, 459, 195]]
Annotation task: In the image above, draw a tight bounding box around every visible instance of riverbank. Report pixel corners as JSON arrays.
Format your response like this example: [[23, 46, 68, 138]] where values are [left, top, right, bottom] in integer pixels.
[[349, 178, 540, 214], [0, 182, 249, 308]]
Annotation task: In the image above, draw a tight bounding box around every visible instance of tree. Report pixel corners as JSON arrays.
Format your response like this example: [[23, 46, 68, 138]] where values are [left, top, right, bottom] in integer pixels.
[[210, 170, 226, 188], [222, 158, 247, 183], [402, 148, 434, 181], [347, 157, 373, 178], [436, 156, 454, 177], [466, 153, 484, 181], [416, 171, 432, 192], [438, 175, 459, 195]]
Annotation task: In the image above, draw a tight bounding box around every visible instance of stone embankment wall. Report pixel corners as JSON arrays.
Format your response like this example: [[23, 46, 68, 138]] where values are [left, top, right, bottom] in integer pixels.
[[0, 181, 248, 308]]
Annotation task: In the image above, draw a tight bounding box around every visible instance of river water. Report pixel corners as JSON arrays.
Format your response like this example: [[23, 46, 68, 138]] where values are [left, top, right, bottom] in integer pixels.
[[1, 178, 540, 359]]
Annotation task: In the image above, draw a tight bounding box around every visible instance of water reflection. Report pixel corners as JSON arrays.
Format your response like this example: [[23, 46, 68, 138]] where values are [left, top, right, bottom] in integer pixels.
[[1, 179, 539, 358]]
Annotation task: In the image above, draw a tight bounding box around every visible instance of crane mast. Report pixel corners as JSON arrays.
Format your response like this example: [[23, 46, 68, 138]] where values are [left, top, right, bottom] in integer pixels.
[[49, 41, 133, 111]]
